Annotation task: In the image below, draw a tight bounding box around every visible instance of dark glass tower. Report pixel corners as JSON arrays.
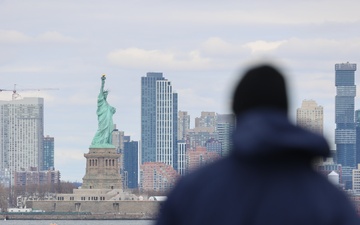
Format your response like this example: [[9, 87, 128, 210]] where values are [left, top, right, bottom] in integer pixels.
[[124, 141, 138, 189], [43, 135, 54, 170], [335, 62, 357, 189]]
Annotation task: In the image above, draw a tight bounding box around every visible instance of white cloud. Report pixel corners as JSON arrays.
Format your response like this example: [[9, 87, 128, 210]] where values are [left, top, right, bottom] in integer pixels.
[[244, 40, 287, 54], [108, 48, 211, 70], [0, 30, 78, 44], [0, 30, 31, 43]]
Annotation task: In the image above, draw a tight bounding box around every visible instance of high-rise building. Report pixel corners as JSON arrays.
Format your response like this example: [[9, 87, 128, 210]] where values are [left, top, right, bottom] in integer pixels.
[[0, 97, 44, 183], [139, 162, 178, 192], [178, 111, 190, 141], [186, 127, 218, 150], [112, 126, 126, 185], [296, 100, 323, 135], [353, 164, 360, 193], [205, 138, 222, 156], [356, 110, 360, 166], [123, 141, 138, 189], [141, 72, 178, 169], [141, 73, 164, 164], [112, 125, 125, 153], [177, 141, 187, 176], [43, 135, 54, 170], [216, 114, 235, 156], [186, 146, 220, 173], [195, 112, 217, 128], [335, 62, 357, 189]]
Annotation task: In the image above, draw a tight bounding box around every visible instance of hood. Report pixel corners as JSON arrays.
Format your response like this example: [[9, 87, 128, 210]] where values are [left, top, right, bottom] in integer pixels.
[[232, 109, 330, 161]]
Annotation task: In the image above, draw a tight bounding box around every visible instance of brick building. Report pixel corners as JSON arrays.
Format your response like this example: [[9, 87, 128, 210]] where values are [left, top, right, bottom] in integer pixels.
[[140, 162, 179, 192]]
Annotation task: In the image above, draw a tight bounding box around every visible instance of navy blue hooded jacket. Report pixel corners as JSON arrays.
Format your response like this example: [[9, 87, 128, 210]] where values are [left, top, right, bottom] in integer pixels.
[[156, 110, 360, 225]]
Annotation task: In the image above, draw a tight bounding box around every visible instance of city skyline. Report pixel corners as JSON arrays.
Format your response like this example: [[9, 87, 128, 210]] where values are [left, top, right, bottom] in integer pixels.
[[1, 1, 360, 182]]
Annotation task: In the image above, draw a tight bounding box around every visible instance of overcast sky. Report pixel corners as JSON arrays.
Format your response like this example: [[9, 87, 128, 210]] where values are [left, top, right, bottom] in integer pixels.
[[1, 0, 360, 182]]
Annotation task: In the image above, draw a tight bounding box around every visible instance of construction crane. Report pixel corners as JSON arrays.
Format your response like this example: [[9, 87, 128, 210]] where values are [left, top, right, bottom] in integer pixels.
[[0, 84, 59, 100]]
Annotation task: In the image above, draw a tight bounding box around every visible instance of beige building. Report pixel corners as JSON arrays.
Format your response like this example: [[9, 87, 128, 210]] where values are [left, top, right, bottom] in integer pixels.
[[353, 164, 360, 193], [195, 111, 217, 128], [178, 111, 190, 141], [296, 100, 323, 135]]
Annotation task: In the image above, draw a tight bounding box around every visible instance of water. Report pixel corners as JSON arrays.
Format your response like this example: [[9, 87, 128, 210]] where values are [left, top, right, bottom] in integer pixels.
[[0, 220, 154, 225]]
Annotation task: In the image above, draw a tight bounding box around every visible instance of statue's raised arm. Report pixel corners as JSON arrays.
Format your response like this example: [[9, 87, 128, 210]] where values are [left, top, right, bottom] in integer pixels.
[[100, 75, 105, 92], [90, 75, 116, 148]]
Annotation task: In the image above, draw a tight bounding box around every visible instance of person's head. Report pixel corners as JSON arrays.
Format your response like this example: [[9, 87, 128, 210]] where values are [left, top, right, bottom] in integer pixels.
[[232, 64, 288, 115]]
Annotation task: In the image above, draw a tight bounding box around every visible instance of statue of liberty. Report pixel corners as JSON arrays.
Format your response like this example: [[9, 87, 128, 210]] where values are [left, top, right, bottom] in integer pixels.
[[90, 75, 116, 148]]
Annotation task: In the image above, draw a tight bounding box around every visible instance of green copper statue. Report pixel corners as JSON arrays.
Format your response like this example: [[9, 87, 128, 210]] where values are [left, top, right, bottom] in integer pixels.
[[90, 75, 116, 148]]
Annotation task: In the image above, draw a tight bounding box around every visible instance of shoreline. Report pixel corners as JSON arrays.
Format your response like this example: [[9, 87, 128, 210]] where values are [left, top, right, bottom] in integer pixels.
[[1, 213, 157, 220]]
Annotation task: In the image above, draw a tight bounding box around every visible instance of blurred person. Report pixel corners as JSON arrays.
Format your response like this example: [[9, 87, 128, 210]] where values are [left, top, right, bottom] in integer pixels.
[[156, 64, 360, 225]]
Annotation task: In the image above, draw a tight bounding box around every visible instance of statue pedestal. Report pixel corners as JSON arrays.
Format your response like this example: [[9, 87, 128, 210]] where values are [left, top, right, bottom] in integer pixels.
[[82, 147, 122, 190]]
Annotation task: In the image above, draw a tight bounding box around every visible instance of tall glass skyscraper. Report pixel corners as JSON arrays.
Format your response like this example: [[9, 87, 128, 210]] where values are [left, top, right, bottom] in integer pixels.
[[43, 135, 54, 170], [124, 141, 138, 189], [0, 97, 44, 183], [141, 73, 178, 169], [335, 62, 357, 189], [216, 114, 235, 156]]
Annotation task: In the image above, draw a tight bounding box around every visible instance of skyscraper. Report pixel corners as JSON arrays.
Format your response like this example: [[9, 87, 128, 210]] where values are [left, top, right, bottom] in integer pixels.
[[123, 141, 138, 189], [186, 127, 218, 150], [296, 100, 323, 135], [0, 97, 44, 182], [177, 141, 187, 176], [141, 72, 178, 168], [178, 111, 190, 141], [141, 73, 164, 164], [112, 126, 125, 184], [43, 135, 54, 170], [352, 164, 360, 192], [355, 110, 360, 166], [195, 111, 217, 128], [335, 62, 357, 189], [112, 125, 125, 153], [216, 114, 235, 156]]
